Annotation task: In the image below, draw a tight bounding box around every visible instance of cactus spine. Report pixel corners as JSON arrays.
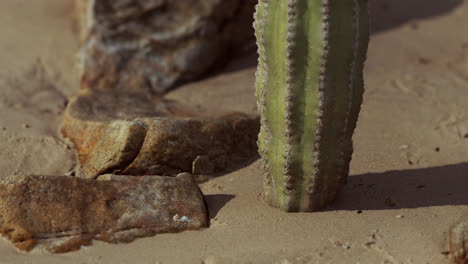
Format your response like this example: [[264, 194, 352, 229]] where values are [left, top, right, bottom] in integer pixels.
[[254, 0, 370, 212]]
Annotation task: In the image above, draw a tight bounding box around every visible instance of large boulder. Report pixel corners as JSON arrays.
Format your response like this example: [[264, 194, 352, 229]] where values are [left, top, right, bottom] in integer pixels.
[[75, 0, 257, 94], [64, 1, 260, 178]]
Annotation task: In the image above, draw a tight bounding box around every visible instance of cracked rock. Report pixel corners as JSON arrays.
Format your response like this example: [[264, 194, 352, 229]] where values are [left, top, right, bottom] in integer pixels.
[[450, 220, 468, 264], [75, 0, 256, 94], [60, 89, 259, 179], [0, 173, 207, 253]]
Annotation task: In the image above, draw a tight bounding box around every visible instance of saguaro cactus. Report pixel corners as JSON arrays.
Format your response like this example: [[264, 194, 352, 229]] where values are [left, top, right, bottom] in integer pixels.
[[254, 0, 370, 211]]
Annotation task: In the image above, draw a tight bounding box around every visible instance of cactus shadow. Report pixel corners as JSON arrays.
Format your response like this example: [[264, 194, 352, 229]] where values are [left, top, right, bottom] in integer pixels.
[[332, 162, 468, 211], [204, 194, 236, 220], [370, 0, 463, 34]]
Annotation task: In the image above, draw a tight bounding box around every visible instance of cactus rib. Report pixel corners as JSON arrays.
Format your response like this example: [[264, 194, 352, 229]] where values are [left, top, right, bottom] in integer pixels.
[[255, 0, 369, 212]]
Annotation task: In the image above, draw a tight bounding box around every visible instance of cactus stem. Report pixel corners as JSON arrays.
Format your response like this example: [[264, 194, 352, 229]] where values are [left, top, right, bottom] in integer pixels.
[[255, 0, 369, 211]]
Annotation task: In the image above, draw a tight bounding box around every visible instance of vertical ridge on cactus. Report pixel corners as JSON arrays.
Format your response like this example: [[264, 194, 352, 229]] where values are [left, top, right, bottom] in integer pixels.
[[254, 0, 370, 212]]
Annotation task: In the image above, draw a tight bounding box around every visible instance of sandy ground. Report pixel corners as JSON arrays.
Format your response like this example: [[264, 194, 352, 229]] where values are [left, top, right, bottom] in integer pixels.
[[0, 0, 468, 263]]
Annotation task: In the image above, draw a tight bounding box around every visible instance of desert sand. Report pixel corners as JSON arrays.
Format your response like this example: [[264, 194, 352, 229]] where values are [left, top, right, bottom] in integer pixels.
[[0, 0, 467, 263]]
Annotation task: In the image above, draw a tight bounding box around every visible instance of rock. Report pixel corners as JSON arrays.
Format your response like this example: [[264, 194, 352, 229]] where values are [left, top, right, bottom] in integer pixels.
[[0, 173, 207, 253], [60, 89, 259, 179], [450, 220, 468, 264], [75, 0, 256, 94], [192, 155, 215, 175]]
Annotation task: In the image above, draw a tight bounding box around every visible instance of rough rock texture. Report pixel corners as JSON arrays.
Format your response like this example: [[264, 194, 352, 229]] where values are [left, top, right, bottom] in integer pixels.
[[75, 0, 257, 94], [66, 0, 260, 178], [60, 89, 259, 179], [0, 173, 207, 253], [450, 220, 468, 264]]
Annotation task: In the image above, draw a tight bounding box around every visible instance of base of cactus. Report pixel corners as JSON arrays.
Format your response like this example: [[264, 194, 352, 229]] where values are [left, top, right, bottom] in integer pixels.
[[254, 0, 369, 212]]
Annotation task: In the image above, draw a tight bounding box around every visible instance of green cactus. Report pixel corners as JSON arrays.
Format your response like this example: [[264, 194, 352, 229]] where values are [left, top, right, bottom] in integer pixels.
[[254, 0, 370, 212]]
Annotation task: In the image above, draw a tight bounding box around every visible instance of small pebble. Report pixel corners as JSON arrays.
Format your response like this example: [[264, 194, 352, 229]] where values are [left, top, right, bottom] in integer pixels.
[[396, 215, 404, 218], [365, 241, 376, 247], [418, 57, 431, 65], [173, 214, 192, 223], [22, 124, 30, 129], [342, 243, 351, 249], [173, 214, 180, 221], [180, 216, 192, 223]]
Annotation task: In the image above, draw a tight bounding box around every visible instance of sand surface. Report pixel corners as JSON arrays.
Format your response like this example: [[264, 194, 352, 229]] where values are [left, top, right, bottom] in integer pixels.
[[0, 0, 467, 263]]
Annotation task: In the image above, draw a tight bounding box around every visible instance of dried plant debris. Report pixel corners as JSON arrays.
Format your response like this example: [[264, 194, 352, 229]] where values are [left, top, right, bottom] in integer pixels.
[[0, 173, 207, 253], [60, 90, 259, 179], [450, 220, 468, 264], [75, 0, 256, 94]]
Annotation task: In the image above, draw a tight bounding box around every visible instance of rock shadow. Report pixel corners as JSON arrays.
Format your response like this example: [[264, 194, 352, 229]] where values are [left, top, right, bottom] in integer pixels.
[[332, 162, 468, 211], [194, 154, 260, 184], [204, 194, 236, 220]]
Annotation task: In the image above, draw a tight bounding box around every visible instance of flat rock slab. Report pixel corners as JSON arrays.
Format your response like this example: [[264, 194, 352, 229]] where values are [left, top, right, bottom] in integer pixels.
[[0, 173, 207, 253], [61, 89, 259, 179], [450, 220, 468, 264], [75, 0, 256, 94]]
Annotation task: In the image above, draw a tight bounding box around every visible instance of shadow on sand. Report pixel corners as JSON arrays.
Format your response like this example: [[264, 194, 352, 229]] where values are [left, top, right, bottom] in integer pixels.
[[206, 0, 465, 213], [332, 163, 468, 211], [204, 194, 236, 220], [369, 0, 462, 33], [223, 0, 463, 73]]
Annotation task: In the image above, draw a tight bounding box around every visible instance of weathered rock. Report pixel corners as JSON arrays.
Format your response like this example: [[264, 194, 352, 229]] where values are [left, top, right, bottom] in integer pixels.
[[450, 220, 468, 264], [60, 89, 259, 179], [75, 0, 256, 94], [192, 155, 215, 175], [0, 173, 207, 253]]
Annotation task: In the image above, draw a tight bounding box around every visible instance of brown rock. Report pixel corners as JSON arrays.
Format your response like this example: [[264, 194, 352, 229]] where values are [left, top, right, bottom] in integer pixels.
[[0, 173, 207, 253], [450, 220, 468, 264], [75, 0, 256, 94], [192, 155, 215, 175], [60, 89, 259, 179]]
